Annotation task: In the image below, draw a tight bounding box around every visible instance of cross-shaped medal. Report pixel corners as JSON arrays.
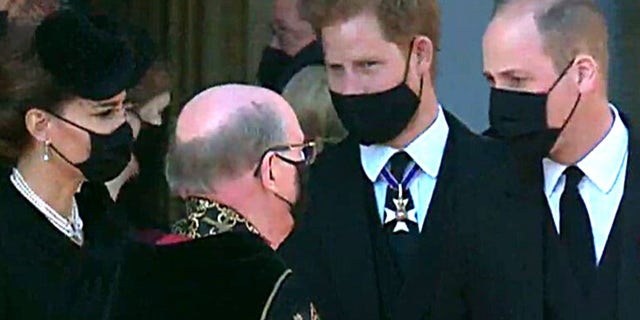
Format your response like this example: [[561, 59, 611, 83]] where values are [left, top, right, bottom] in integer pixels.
[[393, 187, 409, 221], [384, 184, 417, 232]]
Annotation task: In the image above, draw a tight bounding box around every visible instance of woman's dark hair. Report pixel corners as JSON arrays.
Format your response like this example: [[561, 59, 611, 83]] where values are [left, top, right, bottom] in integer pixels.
[[127, 60, 172, 106], [0, 51, 74, 165]]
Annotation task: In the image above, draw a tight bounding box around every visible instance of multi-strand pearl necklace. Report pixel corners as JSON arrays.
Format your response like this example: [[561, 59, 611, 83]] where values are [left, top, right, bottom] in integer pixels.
[[10, 168, 84, 246]]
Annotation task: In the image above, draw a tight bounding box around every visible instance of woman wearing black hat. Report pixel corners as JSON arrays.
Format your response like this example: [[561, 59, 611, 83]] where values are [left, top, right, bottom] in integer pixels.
[[0, 10, 137, 319]]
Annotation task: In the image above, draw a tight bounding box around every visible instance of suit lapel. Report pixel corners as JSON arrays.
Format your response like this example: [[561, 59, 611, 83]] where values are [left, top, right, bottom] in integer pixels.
[[497, 158, 546, 320], [617, 128, 640, 320], [320, 139, 381, 320]]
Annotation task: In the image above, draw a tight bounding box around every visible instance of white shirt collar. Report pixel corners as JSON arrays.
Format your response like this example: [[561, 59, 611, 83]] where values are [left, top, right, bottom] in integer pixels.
[[360, 105, 450, 182], [543, 104, 629, 196]]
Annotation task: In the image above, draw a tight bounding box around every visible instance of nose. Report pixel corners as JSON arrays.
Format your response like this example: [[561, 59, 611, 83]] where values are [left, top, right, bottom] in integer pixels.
[[331, 71, 366, 95]]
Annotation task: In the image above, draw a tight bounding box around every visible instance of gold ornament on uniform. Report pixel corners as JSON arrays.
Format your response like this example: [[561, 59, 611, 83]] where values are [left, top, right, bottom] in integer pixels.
[[172, 197, 260, 239]]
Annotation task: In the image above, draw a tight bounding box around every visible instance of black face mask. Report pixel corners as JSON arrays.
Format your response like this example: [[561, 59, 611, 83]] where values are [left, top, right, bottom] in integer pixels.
[[257, 40, 324, 94], [50, 114, 134, 183], [488, 59, 580, 161], [273, 163, 309, 220], [257, 47, 294, 92], [330, 42, 422, 146]]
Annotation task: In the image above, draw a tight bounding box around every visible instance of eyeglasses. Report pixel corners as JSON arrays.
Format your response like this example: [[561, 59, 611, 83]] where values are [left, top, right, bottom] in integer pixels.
[[253, 140, 319, 177]]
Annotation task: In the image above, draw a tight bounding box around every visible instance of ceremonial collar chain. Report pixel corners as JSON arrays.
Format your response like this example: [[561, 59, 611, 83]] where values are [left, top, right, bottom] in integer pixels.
[[172, 197, 260, 239], [10, 168, 84, 246]]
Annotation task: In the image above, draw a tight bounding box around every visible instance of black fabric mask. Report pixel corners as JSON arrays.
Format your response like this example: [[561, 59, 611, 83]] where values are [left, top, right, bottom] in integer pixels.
[[330, 41, 422, 146], [257, 40, 324, 93], [274, 163, 309, 220], [257, 47, 294, 92], [50, 115, 134, 183], [488, 59, 580, 161]]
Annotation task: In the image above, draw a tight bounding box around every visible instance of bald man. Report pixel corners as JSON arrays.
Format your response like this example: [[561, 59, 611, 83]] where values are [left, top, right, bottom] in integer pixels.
[[435, 1, 640, 319], [113, 84, 320, 320]]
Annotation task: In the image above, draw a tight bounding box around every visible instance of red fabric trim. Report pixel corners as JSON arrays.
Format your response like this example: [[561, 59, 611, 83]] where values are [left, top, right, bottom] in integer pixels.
[[155, 234, 191, 246]]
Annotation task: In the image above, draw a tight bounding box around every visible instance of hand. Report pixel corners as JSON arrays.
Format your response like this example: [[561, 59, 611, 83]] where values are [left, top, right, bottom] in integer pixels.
[[135, 91, 171, 126]]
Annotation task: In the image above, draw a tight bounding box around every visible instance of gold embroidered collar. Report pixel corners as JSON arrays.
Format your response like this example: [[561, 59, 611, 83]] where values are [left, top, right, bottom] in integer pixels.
[[172, 197, 260, 239]]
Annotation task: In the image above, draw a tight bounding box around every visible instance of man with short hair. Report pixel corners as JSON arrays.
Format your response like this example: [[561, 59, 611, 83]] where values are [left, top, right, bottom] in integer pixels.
[[257, 0, 324, 93], [441, 0, 640, 319], [113, 84, 320, 320], [280, 1, 503, 319]]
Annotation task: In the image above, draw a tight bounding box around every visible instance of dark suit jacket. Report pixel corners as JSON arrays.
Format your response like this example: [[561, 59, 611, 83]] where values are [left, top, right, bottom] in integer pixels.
[[0, 175, 126, 320], [112, 232, 319, 320], [438, 117, 640, 320], [268, 40, 324, 94], [280, 111, 505, 320]]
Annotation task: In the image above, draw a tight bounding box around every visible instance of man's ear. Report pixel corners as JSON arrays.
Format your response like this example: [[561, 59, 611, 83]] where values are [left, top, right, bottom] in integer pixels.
[[259, 153, 278, 192], [573, 54, 598, 94], [413, 35, 434, 76]]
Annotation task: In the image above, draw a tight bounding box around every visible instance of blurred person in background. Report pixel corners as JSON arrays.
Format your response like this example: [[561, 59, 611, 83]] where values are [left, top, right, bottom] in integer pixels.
[[257, 0, 324, 93], [282, 65, 347, 148], [91, 13, 175, 239]]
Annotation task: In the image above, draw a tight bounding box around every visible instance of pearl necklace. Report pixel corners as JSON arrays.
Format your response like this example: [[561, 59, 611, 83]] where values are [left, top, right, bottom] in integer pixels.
[[10, 168, 84, 246]]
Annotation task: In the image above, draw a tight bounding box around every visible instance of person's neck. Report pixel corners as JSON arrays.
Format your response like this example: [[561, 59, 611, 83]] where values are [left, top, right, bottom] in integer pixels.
[[213, 183, 293, 250], [16, 155, 83, 219], [289, 36, 316, 57], [232, 199, 292, 250], [105, 157, 138, 201], [550, 98, 613, 165], [248, 208, 292, 250], [385, 88, 439, 149]]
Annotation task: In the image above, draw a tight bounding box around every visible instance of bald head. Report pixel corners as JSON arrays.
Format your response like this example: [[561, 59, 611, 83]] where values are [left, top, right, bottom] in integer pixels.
[[167, 84, 302, 196], [176, 84, 296, 142], [491, 0, 608, 76]]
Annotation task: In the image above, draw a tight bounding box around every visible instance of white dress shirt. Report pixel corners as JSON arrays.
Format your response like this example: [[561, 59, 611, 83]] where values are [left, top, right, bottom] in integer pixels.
[[360, 105, 450, 232], [543, 104, 628, 264]]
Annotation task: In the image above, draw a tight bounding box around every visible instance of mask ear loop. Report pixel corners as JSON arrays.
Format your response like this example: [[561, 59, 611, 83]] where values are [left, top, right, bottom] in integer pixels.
[[559, 93, 582, 132], [48, 112, 98, 134], [266, 154, 295, 210], [402, 38, 415, 81], [49, 111, 130, 136], [48, 143, 80, 167], [548, 58, 577, 92], [552, 58, 582, 131], [42, 112, 81, 167], [402, 38, 424, 98]]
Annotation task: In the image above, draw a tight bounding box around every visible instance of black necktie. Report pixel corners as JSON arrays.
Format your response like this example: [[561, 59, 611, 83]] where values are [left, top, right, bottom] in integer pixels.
[[559, 166, 596, 293], [383, 151, 419, 277]]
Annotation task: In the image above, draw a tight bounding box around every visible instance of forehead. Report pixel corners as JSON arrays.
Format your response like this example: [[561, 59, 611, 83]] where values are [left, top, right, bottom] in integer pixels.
[[64, 91, 127, 113], [273, 0, 298, 20], [483, 13, 554, 75], [99, 91, 127, 105], [322, 11, 397, 62]]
